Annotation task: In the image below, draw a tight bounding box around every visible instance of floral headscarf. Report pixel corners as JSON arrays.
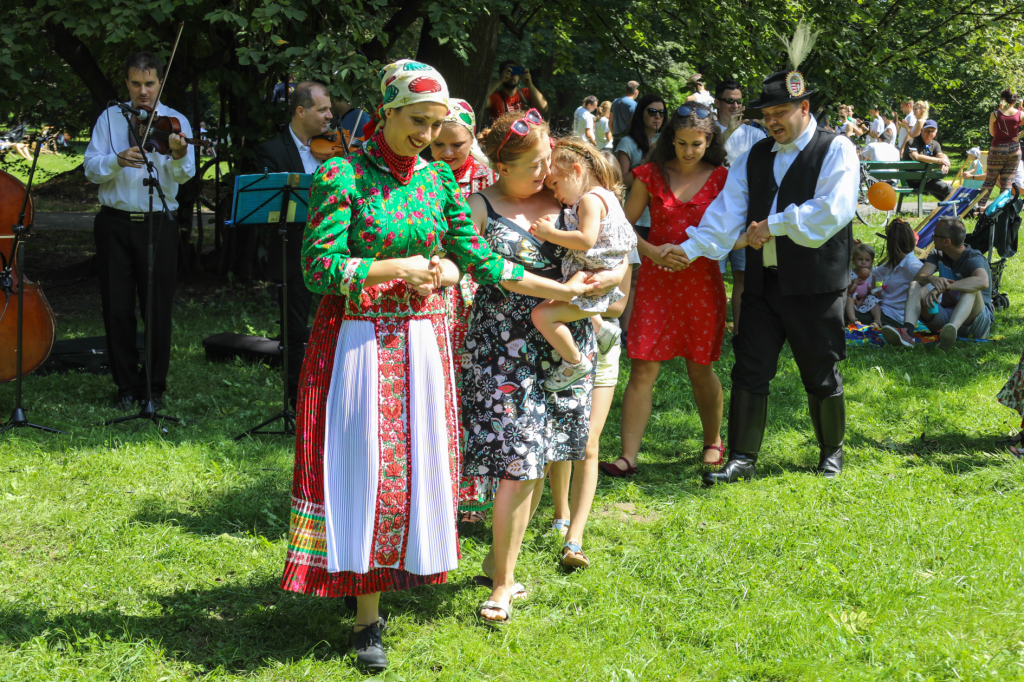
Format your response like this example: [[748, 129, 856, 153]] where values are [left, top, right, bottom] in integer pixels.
[[445, 98, 476, 133], [444, 97, 492, 173], [364, 59, 450, 138]]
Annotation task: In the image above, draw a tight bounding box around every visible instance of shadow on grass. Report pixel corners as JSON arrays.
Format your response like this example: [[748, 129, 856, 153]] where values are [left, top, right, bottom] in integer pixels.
[[0, 576, 467, 674], [131, 473, 292, 540]]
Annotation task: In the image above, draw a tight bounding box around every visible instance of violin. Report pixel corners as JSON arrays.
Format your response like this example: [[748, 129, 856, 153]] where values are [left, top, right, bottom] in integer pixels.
[[131, 105, 214, 156], [0, 169, 56, 384], [310, 128, 346, 161]]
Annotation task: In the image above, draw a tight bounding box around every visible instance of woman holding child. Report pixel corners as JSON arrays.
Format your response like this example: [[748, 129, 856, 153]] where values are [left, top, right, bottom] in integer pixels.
[[602, 104, 729, 476], [461, 110, 626, 624]]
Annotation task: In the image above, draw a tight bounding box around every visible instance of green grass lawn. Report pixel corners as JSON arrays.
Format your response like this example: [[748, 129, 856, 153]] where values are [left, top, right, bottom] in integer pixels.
[[2, 214, 1024, 681]]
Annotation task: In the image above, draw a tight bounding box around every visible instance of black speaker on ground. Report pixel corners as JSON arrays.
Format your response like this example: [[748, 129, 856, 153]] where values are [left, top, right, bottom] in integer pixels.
[[35, 333, 145, 376]]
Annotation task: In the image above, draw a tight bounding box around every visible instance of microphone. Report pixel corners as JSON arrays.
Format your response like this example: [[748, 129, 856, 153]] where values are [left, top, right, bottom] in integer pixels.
[[115, 102, 149, 121]]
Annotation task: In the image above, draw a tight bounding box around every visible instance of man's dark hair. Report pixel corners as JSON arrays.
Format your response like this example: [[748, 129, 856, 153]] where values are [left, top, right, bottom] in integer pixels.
[[626, 93, 666, 158], [715, 79, 742, 98], [499, 60, 519, 74], [292, 81, 328, 114], [935, 216, 967, 247], [124, 52, 164, 81], [584, 95, 598, 106]]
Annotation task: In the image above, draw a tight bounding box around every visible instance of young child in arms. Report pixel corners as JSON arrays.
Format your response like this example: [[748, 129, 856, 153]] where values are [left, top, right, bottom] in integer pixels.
[[530, 139, 637, 391]]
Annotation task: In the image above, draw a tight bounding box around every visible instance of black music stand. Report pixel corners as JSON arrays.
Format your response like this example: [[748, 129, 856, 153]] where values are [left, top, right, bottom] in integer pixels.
[[1, 135, 67, 436], [229, 171, 312, 441]]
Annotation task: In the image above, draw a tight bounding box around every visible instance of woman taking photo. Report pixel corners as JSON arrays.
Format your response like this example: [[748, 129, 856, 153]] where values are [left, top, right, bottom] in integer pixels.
[[614, 93, 666, 334], [282, 62, 574, 671], [601, 104, 729, 477], [430, 98, 501, 525], [977, 89, 1022, 212], [462, 110, 625, 625]]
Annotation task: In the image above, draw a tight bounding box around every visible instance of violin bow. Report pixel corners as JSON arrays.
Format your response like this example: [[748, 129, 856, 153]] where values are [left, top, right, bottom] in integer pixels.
[[140, 21, 185, 150]]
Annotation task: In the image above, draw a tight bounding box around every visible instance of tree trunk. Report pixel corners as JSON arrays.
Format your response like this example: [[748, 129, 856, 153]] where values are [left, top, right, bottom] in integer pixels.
[[45, 21, 118, 123], [416, 12, 501, 117]]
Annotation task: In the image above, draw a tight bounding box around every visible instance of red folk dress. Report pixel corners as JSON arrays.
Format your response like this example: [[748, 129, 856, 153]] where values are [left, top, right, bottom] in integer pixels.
[[628, 163, 728, 365]]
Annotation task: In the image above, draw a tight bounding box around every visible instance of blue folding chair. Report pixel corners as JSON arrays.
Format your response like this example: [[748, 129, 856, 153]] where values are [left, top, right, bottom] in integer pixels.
[[915, 186, 982, 248]]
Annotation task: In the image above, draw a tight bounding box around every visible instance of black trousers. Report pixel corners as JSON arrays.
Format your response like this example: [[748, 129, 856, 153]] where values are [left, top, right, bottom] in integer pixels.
[[905, 178, 952, 201], [93, 211, 178, 398], [277, 281, 312, 404], [732, 269, 845, 399]]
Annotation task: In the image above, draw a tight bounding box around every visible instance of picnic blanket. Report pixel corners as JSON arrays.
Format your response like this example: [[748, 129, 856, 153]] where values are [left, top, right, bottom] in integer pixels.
[[846, 321, 1002, 348]]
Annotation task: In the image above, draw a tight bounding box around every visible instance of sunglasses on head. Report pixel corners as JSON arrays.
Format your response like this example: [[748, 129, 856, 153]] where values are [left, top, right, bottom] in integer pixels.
[[645, 107, 665, 117], [718, 98, 742, 105], [496, 108, 543, 162], [676, 105, 711, 119]]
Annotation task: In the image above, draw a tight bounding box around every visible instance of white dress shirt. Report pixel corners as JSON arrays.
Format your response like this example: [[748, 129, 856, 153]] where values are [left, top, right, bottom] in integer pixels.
[[869, 115, 884, 139], [898, 113, 917, 148], [288, 123, 321, 174], [861, 141, 900, 163], [84, 101, 196, 212], [682, 115, 860, 268], [718, 121, 767, 166]]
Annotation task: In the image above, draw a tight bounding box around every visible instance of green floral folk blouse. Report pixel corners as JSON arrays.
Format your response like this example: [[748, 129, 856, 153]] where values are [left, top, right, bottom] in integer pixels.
[[302, 136, 523, 312]]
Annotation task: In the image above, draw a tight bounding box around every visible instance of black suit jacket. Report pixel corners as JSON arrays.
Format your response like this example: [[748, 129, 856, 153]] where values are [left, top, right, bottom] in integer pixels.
[[255, 129, 309, 282]]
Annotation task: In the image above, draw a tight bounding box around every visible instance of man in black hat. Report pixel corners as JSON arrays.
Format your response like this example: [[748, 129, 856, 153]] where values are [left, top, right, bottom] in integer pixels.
[[669, 67, 860, 484]]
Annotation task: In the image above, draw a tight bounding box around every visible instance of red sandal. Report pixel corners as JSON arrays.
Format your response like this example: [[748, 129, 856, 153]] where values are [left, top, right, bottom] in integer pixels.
[[701, 442, 725, 467], [599, 457, 637, 477]]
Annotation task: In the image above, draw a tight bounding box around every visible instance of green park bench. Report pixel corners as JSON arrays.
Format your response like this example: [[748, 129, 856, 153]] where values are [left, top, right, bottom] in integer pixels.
[[862, 160, 947, 217]]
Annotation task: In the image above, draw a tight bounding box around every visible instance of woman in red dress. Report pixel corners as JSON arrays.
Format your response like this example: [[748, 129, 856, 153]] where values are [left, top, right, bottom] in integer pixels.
[[601, 104, 728, 476]]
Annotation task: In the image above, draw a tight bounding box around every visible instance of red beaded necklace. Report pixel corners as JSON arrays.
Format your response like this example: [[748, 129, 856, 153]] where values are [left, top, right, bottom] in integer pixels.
[[452, 155, 475, 183], [373, 131, 416, 185]]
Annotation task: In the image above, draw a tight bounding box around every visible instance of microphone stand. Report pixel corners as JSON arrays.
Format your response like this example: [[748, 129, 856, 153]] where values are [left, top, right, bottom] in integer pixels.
[[1, 134, 67, 435], [104, 109, 180, 433]]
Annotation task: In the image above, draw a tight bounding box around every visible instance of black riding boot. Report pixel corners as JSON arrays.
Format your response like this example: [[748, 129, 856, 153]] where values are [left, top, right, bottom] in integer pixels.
[[808, 391, 845, 478], [702, 389, 767, 486]]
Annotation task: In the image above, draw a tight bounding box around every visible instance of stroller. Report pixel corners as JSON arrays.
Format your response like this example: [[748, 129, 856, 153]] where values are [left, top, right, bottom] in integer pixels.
[[964, 185, 1023, 309]]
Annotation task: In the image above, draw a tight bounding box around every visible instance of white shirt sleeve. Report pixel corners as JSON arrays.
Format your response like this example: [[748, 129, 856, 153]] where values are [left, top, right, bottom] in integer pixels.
[[166, 115, 196, 184], [83, 109, 125, 185], [681, 153, 749, 262], [766, 137, 860, 248]]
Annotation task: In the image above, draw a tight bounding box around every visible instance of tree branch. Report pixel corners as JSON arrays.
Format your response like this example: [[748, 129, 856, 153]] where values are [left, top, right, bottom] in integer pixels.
[[44, 20, 118, 120], [361, 0, 430, 63]]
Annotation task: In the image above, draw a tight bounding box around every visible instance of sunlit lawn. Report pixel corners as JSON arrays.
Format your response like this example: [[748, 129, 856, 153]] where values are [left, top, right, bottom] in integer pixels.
[[1, 210, 1023, 680]]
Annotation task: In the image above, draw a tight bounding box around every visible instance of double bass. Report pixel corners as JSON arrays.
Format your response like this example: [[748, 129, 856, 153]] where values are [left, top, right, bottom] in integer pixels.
[[0, 169, 56, 383]]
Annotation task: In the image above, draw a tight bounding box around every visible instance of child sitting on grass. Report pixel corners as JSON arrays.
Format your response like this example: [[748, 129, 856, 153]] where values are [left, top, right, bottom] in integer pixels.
[[530, 138, 637, 391], [845, 243, 881, 327]]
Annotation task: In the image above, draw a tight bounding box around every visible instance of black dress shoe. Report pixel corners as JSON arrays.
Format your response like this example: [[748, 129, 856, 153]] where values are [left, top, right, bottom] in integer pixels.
[[351, 623, 388, 672], [139, 396, 163, 415], [817, 450, 843, 478], [809, 392, 845, 479], [702, 454, 757, 486], [116, 395, 137, 412]]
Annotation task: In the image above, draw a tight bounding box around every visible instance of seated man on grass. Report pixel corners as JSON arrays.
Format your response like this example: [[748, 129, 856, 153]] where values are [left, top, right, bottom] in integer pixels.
[[881, 217, 993, 350]]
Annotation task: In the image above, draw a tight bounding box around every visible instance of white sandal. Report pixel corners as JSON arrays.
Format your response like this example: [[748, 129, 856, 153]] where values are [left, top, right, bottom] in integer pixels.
[[543, 356, 594, 391]]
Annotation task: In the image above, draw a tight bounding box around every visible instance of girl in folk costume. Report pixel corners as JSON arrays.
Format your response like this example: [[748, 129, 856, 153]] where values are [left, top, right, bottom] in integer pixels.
[[429, 98, 501, 523], [282, 61, 578, 671]]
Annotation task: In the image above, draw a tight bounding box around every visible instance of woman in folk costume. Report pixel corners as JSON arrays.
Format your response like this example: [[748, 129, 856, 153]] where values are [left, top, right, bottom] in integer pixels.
[[429, 99, 501, 524], [281, 61, 594, 672]]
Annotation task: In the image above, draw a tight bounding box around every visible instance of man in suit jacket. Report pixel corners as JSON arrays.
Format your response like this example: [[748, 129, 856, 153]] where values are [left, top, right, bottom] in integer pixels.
[[255, 80, 333, 408]]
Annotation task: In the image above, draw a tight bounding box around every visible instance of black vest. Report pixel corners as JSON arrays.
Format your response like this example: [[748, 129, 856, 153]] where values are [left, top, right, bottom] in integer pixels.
[[745, 126, 853, 296]]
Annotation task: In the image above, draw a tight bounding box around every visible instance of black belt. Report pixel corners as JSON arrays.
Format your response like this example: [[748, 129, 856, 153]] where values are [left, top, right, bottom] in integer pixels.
[[99, 206, 167, 222]]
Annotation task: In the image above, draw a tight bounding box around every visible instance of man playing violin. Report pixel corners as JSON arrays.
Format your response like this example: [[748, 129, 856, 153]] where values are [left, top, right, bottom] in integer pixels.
[[84, 51, 196, 412], [255, 80, 332, 408]]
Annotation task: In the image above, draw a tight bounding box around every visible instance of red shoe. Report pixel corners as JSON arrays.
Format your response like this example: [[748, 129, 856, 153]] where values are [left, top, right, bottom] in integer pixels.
[[702, 442, 725, 467], [599, 457, 637, 477]]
